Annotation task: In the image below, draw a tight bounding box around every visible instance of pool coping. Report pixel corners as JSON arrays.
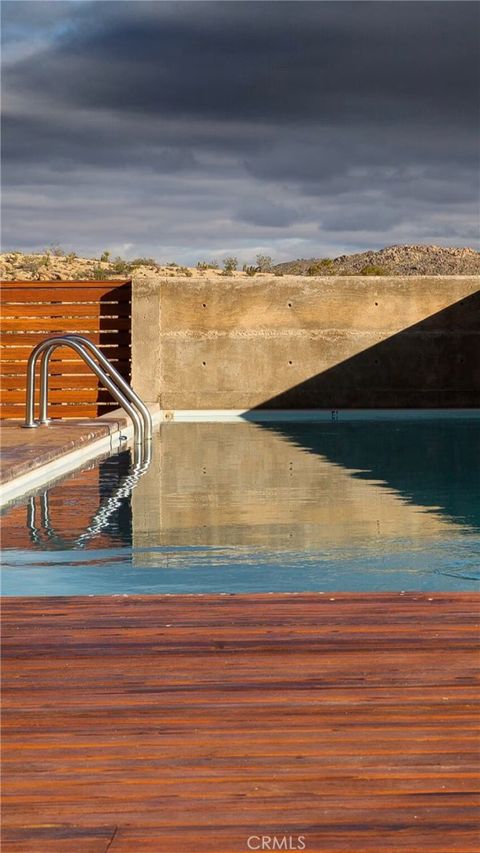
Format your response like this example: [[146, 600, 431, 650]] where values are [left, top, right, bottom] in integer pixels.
[[160, 407, 480, 422]]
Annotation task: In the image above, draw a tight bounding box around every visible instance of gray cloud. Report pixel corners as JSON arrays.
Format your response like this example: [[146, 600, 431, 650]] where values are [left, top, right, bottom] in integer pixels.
[[1, 1, 478, 261], [236, 200, 302, 228]]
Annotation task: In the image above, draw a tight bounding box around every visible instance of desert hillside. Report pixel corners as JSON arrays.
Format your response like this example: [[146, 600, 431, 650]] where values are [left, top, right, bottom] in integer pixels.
[[0, 244, 479, 281], [273, 245, 480, 276]]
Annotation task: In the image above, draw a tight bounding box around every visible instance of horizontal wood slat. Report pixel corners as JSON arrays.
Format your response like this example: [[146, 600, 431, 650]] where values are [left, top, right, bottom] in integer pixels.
[[1, 279, 130, 292], [1, 279, 130, 286], [1, 289, 131, 304], [2, 375, 118, 389], [3, 389, 112, 403], [0, 361, 130, 378], [1, 360, 131, 376], [1, 303, 131, 318], [1, 345, 132, 361], [0, 404, 117, 418], [1, 317, 131, 332], [0, 331, 129, 346], [0, 280, 131, 418]]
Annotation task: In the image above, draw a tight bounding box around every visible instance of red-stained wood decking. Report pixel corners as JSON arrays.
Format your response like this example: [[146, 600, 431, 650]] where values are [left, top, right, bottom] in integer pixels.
[[1, 593, 479, 852]]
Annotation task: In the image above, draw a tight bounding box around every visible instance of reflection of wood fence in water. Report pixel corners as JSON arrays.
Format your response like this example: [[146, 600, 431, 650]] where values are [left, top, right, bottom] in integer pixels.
[[0, 279, 131, 419], [1, 457, 133, 551]]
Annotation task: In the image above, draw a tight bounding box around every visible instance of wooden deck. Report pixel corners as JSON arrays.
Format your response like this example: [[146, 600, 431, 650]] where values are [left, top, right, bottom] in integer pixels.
[[2, 593, 479, 852], [0, 418, 127, 486]]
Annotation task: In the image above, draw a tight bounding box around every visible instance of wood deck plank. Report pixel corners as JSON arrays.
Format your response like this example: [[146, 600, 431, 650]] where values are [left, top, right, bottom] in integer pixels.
[[1, 593, 479, 852]]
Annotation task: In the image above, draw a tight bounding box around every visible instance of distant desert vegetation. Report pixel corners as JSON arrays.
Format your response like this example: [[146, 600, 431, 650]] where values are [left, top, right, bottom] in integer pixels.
[[1, 244, 479, 281]]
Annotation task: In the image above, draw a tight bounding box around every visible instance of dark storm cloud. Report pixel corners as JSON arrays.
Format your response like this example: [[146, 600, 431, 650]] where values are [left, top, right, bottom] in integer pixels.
[[1, 1, 478, 259], [322, 206, 406, 234], [236, 200, 302, 229], [7, 1, 478, 123]]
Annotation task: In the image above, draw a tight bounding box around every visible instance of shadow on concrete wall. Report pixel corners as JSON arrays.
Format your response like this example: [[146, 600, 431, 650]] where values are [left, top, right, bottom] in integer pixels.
[[249, 289, 480, 531], [253, 418, 480, 532], [251, 290, 480, 409]]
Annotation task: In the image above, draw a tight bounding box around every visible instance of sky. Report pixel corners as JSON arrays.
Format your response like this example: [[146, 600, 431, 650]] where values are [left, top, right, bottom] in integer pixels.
[[1, 0, 479, 265]]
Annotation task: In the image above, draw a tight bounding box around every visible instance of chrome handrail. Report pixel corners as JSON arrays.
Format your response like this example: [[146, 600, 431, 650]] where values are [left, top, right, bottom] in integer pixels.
[[23, 336, 147, 446], [39, 334, 152, 441]]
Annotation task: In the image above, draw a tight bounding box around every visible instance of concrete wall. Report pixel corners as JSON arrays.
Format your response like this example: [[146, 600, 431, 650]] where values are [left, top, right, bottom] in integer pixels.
[[132, 276, 480, 409]]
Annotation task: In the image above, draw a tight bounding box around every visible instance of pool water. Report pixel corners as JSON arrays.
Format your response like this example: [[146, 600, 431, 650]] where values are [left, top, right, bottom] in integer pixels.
[[1, 417, 479, 595]]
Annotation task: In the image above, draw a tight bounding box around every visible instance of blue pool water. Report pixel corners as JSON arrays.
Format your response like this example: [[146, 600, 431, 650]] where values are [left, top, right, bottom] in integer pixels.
[[1, 416, 479, 595]]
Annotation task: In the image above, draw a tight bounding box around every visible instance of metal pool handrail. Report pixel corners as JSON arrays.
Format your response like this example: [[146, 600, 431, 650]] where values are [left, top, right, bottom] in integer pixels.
[[22, 336, 150, 447], [39, 334, 152, 441]]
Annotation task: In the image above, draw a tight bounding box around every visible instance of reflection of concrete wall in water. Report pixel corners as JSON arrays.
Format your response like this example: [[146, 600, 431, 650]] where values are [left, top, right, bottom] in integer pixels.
[[132, 276, 480, 409], [131, 423, 463, 552]]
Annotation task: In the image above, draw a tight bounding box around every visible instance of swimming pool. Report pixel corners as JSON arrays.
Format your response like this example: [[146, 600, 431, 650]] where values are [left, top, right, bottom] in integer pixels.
[[1, 415, 479, 595]]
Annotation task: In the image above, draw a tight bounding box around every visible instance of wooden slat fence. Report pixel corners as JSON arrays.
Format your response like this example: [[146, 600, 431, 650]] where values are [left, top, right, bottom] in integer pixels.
[[0, 280, 131, 419]]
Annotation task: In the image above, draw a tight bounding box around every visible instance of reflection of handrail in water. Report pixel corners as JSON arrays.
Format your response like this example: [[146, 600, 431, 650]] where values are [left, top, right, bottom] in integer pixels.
[[26, 444, 151, 550]]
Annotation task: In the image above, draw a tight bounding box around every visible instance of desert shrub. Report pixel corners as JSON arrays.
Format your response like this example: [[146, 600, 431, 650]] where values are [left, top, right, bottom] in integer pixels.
[[197, 260, 219, 270], [222, 256, 238, 273], [129, 257, 158, 268], [65, 252, 77, 263], [111, 257, 130, 274], [244, 265, 257, 276], [274, 270, 284, 277], [71, 270, 95, 281], [166, 261, 179, 268], [178, 266, 193, 277], [89, 266, 110, 280], [306, 259, 334, 275], [40, 253, 51, 267], [360, 265, 387, 276], [256, 254, 273, 272], [100, 251, 111, 262], [22, 256, 41, 275], [48, 243, 64, 257]]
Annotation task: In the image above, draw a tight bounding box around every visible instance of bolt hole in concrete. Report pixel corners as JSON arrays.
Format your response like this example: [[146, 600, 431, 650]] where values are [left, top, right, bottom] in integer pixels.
[[375, 302, 379, 306], [1, 417, 480, 595], [202, 361, 206, 366], [288, 302, 292, 308], [202, 303, 207, 308], [288, 360, 293, 365]]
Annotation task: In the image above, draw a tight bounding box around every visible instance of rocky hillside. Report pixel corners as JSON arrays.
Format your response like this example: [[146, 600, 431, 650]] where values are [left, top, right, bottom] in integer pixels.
[[0, 244, 479, 281], [273, 245, 480, 276]]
